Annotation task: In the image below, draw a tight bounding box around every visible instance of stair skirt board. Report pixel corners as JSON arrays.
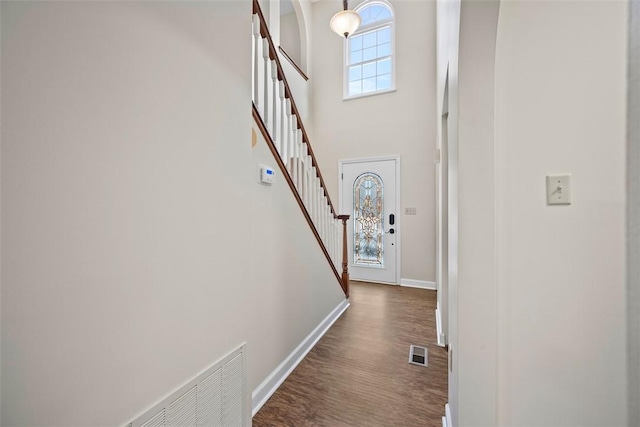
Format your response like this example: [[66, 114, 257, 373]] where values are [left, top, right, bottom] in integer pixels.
[[125, 344, 249, 427], [400, 279, 437, 290], [251, 298, 350, 416]]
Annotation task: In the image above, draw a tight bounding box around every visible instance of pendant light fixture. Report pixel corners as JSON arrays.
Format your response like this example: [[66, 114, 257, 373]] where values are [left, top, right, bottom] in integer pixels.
[[330, 0, 361, 38]]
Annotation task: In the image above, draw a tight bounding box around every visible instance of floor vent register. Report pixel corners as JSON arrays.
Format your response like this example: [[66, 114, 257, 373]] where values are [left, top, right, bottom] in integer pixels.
[[409, 344, 428, 367]]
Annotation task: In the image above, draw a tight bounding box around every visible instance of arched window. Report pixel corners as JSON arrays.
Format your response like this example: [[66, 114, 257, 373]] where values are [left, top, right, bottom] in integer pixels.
[[345, 0, 395, 99]]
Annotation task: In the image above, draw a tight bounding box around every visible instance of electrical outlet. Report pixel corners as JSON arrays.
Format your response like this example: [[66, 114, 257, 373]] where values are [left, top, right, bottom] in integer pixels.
[[405, 207, 417, 215]]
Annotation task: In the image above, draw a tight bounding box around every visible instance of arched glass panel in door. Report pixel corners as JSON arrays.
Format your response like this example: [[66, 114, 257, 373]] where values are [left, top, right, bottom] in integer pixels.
[[353, 172, 384, 266]]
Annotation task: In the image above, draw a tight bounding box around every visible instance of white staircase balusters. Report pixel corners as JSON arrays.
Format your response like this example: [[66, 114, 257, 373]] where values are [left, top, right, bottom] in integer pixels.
[[311, 167, 318, 224], [271, 61, 278, 141], [323, 201, 328, 248], [252, 15, 260, 110], [331, 219, 336, 269], [292, 123, 298, 189], [262, 38, 270, 131], [318, 179, 323, 239], [301, 144, 309, 208], [279, 82, 286, 156], [284, 99, 292, 162], [287, 117, 294, 177], [306, 151, 312, 210], [296, 132, 303, 191], [338, 220, 342, 269]]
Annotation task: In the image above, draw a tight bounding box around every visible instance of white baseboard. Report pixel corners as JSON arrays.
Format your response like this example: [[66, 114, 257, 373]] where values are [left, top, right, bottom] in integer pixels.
[[251, 298, 350, 416], [400, 278, 436, 290], [444, 403, 452, 427], [435, 305, 446, 347]]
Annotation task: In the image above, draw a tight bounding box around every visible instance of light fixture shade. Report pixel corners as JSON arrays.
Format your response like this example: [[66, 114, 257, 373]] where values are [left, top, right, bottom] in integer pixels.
[[330, 10, 361, 38]]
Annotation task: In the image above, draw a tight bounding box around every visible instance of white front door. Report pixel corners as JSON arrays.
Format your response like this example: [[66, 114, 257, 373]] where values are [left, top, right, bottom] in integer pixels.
[[340, 157, 399, 284]]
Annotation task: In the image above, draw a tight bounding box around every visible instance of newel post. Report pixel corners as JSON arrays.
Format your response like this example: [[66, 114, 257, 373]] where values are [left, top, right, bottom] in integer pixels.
[[338, 215, 350, 298]]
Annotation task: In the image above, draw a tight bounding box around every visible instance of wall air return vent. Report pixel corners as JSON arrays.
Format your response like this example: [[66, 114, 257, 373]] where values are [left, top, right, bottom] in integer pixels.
[[126, 343, 248, 427]]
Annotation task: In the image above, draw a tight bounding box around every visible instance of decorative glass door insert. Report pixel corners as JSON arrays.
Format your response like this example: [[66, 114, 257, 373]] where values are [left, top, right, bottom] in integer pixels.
[[353, 172, 384, 266]]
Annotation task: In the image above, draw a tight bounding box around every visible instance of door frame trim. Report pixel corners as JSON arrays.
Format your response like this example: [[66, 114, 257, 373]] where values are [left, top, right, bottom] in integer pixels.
[[338, 155, 402, 285]]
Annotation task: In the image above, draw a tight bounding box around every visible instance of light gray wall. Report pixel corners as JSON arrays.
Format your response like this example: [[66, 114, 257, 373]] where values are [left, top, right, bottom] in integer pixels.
[[440, 0, 629, 425], [629, 0, 640, 424], [436, 0, 461, 423], [493, 2, 628, 424], [0, 3, 3, 419], [437, 2, 502, 424], [310, 0, 438, 283], [249, 124, 345, 399], [457, 1, 500, 425], [1, 1, 345, 425], [281, 11, 302, 69]]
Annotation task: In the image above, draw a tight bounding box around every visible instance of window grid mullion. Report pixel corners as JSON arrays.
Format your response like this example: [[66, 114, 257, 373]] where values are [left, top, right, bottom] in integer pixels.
[[355, 20, 393, 36], [350, 55, 392, 69]]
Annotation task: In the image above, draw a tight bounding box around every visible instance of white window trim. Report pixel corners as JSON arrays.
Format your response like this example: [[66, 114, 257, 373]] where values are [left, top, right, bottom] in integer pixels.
[[343, 0, 396, 100]]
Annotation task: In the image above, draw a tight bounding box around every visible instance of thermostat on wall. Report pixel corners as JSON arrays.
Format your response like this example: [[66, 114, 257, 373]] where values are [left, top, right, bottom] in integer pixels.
[[259, 164, 275, 184]]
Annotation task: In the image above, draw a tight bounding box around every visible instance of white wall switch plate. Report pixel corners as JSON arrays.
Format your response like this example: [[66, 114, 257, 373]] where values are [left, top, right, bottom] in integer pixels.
[[546, 174, 571, 205]]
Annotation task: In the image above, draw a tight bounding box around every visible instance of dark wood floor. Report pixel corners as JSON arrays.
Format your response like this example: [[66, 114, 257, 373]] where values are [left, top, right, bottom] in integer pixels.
[[252, 281, 448, 427]]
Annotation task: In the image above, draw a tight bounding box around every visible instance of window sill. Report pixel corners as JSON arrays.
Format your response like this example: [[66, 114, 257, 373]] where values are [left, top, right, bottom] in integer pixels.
[[343, 88, 397, 101]]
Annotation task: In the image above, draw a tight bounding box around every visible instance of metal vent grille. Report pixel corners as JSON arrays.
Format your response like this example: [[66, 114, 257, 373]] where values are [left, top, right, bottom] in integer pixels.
[[409, 344, 428, 367], [198, 368, 223, 426], [222, 354, 244, 426], [140, 411, 164, 427], [126, 344, 247, 427], [167, 386, 197, 426]]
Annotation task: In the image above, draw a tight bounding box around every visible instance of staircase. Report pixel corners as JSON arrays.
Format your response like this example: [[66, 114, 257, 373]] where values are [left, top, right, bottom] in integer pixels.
[[251, 0, 350, 297]]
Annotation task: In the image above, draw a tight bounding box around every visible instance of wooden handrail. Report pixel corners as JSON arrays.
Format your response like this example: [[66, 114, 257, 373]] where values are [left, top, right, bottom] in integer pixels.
[[278, 46, 309, 81], [253, 0, 338, 218]]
